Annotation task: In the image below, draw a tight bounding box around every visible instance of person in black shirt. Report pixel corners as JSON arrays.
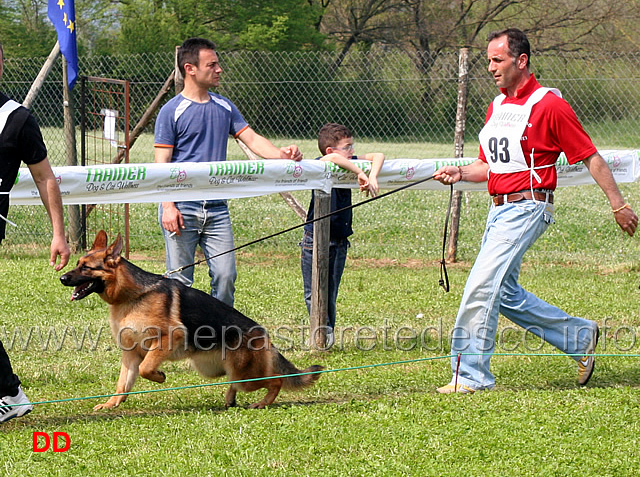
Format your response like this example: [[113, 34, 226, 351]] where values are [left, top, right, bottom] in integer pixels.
[[0, 42, 70, 423]]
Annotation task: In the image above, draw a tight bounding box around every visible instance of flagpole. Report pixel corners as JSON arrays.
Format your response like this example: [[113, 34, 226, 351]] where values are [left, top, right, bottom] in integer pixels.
[[22, 41, 61, 109]]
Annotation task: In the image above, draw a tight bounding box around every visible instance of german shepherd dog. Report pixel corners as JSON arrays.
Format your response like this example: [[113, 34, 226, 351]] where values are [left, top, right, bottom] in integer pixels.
[[60, 230, 322, 411]]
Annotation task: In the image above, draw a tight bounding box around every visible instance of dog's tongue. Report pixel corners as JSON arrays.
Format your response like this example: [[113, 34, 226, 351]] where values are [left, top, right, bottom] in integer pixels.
[[71, 283, 92, 301]]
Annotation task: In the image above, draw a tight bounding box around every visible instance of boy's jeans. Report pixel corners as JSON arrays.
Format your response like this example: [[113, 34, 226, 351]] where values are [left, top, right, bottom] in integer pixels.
[[448, 199, 597, 390], [300, 231, 349, 330], [160, 200, 237, 307]]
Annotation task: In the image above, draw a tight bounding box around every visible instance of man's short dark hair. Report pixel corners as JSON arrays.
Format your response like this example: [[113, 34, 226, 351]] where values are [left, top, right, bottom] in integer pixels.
[[317, 123, 353, 155], [177, 38, 217, 77], [487, 28, 531, 67]]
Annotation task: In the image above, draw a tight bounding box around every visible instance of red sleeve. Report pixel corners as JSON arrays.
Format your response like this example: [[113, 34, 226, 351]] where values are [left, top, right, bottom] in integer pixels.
[[529, 94, 598, 164]]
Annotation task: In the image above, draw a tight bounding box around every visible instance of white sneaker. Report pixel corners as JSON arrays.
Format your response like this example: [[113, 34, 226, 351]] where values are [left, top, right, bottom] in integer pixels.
[[436, 383, 476, 394], [577, 325, 600, 386], [0, 386, 33, 423]]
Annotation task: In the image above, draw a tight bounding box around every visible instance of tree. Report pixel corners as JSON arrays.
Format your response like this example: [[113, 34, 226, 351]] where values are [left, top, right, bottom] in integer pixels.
[[116, 0, 199, 54], [320, 0, 640, 71], [317, 0, 640, 126], [319, 0, 403, 71], [74, 0, 122, 56], [224, 0, 327, 51], [113, 0, 327, 54], [0, 0, 56, 57], [0, 0, 126, 57]]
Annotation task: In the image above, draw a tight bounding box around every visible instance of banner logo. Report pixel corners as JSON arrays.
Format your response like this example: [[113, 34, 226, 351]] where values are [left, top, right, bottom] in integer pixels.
[[286, 162, 303, 178], [169, 168, 187, 183]]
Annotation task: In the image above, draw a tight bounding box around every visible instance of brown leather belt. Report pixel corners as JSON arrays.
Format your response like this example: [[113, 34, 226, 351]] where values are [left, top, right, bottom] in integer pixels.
[[492, 190, 554, 206]]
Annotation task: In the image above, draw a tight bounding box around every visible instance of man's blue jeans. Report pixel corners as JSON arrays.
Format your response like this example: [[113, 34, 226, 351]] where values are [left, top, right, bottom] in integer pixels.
[[300, 231, 349, 330], [448, 199, 598, 390], [159, 200, 237, 307]]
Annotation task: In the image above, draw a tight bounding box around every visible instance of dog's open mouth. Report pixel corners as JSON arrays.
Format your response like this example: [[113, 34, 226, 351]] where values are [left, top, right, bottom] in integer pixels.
[[71, 280, 104, 301]]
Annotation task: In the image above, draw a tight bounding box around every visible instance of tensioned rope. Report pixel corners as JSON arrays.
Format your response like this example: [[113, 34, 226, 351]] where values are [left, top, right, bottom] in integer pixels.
[[163, 175, 453, 292], [4, 352, 638, 409], [5, 176, 456, 412]]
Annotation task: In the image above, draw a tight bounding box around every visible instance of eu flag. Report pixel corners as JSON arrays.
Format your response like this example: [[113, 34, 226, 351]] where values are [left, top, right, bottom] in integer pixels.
[[48, 0, 78, 90]]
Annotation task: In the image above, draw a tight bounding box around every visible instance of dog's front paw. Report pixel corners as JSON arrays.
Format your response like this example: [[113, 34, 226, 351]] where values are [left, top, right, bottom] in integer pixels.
[[140, 369, 166, 383], [93, 399, 119, 411]]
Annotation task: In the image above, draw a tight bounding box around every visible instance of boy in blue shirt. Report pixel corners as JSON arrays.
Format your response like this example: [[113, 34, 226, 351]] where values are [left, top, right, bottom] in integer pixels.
[[301, 123, 384, 347]]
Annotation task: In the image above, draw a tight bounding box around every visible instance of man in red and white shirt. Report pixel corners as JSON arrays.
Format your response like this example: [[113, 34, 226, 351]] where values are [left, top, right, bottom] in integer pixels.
[[434, 28, 637, 394]]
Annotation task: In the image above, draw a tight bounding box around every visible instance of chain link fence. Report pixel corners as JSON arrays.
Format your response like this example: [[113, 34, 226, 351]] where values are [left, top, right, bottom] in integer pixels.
[[3, 48, 640, 247]]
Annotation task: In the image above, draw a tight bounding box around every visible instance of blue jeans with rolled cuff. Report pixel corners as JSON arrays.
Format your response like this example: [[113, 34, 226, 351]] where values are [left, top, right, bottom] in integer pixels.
[[159, 200, 237, 307], [446, 199, 598, 390]]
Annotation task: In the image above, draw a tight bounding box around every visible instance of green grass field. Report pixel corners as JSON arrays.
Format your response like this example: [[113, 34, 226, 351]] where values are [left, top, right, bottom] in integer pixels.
[[1, 138, 640, 475]]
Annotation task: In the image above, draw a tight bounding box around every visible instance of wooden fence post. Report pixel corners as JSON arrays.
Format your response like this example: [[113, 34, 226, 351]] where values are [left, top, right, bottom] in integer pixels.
[[174, 46, 184, 94], [447, 47, 470, 262], [62, 56, 81, 252], [23, 42, 60, 110], [309, 190, 330, 349]]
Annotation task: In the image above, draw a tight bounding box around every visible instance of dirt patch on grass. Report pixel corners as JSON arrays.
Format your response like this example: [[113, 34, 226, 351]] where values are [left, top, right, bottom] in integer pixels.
[[348, 257, 471, 269]]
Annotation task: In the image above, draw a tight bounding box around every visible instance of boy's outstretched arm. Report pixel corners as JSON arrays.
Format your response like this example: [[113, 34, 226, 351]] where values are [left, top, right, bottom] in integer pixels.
[[320, 152, 369, 190], [361, 153, 385, 197]]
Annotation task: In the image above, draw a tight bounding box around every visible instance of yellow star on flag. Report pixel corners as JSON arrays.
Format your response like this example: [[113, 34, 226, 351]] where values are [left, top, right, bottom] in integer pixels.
[[63, 12, 67, 24], [67, 20, 74, 34], [57, 0, 64, 8]]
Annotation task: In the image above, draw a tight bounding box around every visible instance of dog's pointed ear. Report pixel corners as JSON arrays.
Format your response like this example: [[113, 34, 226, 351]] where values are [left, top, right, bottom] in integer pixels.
[[91, 230, 108, 250], [105, 233, 123, 266]]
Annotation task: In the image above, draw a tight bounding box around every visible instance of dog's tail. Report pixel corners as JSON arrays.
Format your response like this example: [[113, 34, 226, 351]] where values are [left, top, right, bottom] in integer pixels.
[[273, 351, 323, 390]]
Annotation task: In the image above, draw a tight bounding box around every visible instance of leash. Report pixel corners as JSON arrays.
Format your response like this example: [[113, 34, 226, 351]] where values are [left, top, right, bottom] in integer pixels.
[[439, 184, 454, 292], [164, 175, 454, 292]]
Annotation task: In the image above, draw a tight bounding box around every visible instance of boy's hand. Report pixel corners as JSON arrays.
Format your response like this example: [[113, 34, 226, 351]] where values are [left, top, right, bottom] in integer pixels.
[[365, 176, 379, 197], [356, 171, 369, 192]]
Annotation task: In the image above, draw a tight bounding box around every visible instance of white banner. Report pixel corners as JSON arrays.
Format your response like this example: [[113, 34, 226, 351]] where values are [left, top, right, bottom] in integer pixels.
[[9, 150, 639, 205]]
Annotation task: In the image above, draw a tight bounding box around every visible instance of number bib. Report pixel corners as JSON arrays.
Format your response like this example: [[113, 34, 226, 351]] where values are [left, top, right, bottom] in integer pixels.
[[479, 87, 561, 181]]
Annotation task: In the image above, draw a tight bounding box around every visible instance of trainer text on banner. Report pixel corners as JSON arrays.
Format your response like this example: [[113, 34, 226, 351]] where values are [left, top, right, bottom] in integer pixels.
[[9, 152, 639, 205]]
